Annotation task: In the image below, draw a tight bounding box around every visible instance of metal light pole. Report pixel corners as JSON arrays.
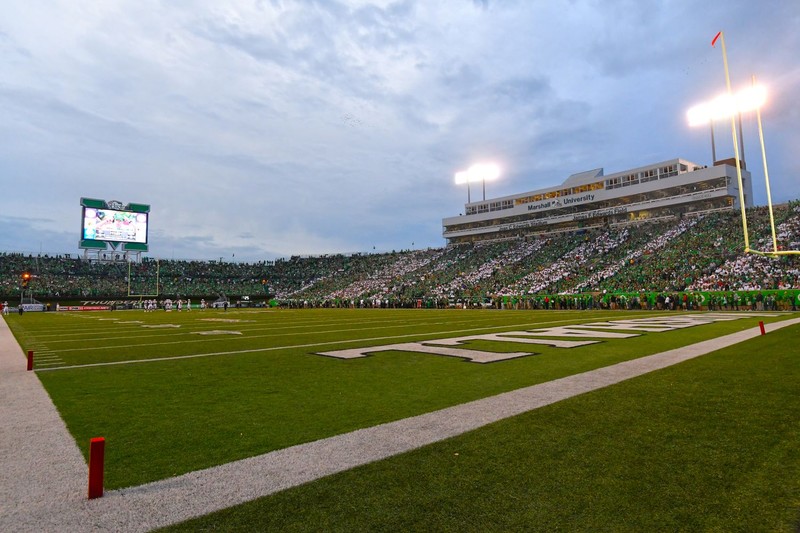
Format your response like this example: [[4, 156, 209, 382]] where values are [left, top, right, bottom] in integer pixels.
[[455, 171, 471, 204], [688, 36, 795, 256], [710, 122, 716, 163]]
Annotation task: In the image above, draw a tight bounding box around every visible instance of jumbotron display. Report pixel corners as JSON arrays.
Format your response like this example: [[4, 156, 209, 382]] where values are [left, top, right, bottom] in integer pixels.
[[78, 198, 150, 260], [82, 207, 148, 243]]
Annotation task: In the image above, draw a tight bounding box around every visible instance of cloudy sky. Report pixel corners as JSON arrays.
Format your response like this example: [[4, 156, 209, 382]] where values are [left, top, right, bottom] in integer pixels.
[[1, 0, 799, 261]]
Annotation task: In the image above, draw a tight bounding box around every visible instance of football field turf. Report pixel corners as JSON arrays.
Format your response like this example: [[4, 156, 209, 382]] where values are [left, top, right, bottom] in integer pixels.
[[5, 308, 800, 530]]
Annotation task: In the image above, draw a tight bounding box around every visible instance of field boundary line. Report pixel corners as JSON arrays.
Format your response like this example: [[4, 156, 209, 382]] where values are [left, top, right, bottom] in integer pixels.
[[4, 315, 798, 532]]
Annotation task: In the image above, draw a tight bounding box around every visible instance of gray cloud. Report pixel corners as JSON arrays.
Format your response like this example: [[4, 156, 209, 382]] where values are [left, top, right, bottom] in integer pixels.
[[1, 0, 798, 261]]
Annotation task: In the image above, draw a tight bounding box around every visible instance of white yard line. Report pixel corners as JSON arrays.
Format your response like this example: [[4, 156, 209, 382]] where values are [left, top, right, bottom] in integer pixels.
[[36, 314, 671, 370], [38, 312, 661, 356], [30, 312, 540, 343], [29, 313, 487, 339]]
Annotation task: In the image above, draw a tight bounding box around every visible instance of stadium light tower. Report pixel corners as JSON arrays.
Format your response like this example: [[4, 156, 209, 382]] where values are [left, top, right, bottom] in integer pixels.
[[686, 84, 766, 126], [455, 170, 472, 203], [686, 84, 766, 164], [454, 163, 501, 204], [686, 37, 793, 256]]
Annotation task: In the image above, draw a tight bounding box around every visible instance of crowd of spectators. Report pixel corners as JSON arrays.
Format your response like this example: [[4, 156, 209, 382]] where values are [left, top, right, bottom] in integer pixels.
[[688, 203, 800, 292], [0, 254, 128, 297], [325, 249, 445, 301], [572, 218, 697, 293], [2, 203, 799, 306], [500, 227, 633, 296]]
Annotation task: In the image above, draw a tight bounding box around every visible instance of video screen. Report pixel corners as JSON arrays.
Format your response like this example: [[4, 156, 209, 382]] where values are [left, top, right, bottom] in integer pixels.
[[82, 207, 148, 244]]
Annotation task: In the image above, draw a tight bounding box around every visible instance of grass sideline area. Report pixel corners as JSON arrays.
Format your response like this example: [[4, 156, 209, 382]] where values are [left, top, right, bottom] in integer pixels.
[[162, 324, 800, 531], [4, 308, 800, 529]]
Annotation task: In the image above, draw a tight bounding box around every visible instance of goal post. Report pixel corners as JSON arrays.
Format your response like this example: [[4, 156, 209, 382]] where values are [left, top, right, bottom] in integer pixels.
[[741, 77, 799, 257], [713, 33, 798, 257]]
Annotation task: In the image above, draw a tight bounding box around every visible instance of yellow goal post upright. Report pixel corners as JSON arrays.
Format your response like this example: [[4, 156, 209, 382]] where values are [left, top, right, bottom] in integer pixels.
[[715, 30, 799, 257], [127, 259, 160, 300]]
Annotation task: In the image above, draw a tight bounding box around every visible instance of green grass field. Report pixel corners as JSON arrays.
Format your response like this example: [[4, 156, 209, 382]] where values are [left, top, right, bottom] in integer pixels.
[[5, 308, 800, 530]]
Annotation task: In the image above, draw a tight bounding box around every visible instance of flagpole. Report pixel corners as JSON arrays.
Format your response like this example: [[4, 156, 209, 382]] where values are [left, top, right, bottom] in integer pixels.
[[715, 31, 751, 252]]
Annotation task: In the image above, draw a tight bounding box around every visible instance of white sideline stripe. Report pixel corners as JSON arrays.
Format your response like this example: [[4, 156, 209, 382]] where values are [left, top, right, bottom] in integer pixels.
[[8, 315, 799, 532], [0, 317, 87, 533]]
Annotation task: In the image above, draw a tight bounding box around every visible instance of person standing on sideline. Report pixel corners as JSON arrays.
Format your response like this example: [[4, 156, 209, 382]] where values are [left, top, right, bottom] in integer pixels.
[[2, 301, 8, 315]]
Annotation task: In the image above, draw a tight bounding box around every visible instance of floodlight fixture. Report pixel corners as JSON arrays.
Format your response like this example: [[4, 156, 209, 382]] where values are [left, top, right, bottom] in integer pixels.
[[687, 84, 767, 127], [455, 163, 502, 203], [454, 170, 471, 185], [454, 164, 502, 184], [467, 163, 501, 183]]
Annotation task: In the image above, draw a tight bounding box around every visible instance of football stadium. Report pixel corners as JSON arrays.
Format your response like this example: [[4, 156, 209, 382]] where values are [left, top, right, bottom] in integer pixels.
[[3, 5, 800, 532], [2, 189, 800, 531], [442, 157, 753, 243]]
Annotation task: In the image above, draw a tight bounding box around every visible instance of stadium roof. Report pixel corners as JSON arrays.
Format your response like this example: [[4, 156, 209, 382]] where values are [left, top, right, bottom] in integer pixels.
[[563, 168, 604, 187]]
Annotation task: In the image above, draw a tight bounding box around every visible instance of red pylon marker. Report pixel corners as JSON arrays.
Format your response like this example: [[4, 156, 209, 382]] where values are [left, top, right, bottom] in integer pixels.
[[27, 350, 33, 371], [88, 437, 105, 499], [759, 321, 766, 335]]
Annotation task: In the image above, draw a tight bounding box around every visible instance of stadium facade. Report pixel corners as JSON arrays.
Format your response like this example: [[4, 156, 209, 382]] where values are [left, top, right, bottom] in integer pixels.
[[443, 158, 753, 244]]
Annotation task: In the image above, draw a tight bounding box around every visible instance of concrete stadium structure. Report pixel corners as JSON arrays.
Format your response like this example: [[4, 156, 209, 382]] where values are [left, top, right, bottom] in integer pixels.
[[443, 158, 753, 244]]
